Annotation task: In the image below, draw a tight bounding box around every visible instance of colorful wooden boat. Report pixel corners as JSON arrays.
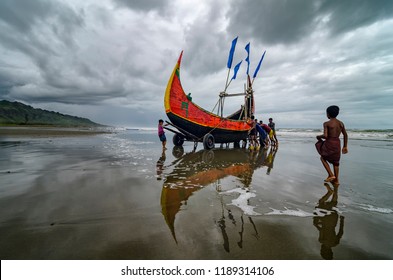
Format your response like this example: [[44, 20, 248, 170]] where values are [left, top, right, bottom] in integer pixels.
[[164, 51, 255, 149]]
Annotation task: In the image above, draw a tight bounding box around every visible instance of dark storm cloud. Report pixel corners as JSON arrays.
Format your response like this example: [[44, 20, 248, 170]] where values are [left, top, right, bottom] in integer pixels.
[[227, 0, 318, 45], [319, 0, 393, 35], [227, 0, 393, 45], [0, 0, 84, 42], [0, 0, 85, 102], [0, 0, 51, 33], [113, 0, 168, 12], [183, 0, 230, 76], [0, 0, 153, 107]]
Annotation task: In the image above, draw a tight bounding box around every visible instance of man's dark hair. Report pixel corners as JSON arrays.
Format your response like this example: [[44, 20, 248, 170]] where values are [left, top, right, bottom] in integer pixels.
[[326, 105, 339, 118], [158, 119, 164, 123]]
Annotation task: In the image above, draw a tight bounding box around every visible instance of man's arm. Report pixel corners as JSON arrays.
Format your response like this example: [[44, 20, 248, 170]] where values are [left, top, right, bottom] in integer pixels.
[[317, 122, 328, 140], [341, 122, 348, 154]]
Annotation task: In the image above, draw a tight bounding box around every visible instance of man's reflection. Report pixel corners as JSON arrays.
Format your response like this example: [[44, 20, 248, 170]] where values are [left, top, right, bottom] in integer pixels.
[[265, 146, 278, 175], [156, 150, 166, 180], [313, 183, 344, 260]]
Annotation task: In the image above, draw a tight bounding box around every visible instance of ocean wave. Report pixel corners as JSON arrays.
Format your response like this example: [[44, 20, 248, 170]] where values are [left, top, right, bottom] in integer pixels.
[[276, 128, 393, 141]]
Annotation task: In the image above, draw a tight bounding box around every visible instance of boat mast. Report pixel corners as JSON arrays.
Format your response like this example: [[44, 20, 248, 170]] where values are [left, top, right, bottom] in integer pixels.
[[215, 37, 257, 119], [217, 68, 231, 117], [216, 74, 253, 120]]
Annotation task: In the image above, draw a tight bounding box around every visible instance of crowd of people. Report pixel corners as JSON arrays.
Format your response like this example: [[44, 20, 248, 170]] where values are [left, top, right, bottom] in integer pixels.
[[248, 116, 279, 150]]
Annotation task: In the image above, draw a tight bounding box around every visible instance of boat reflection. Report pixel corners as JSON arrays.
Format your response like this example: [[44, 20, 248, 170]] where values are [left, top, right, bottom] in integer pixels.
[[160, 147, 276, 245], [216, 206, 260, 252]]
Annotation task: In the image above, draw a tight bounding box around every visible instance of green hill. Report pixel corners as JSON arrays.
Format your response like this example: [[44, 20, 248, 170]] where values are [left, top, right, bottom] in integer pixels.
[[0, 100, 102, 127]]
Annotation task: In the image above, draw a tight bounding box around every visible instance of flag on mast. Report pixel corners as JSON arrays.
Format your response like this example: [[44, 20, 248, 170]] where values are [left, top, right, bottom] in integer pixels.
[[231, 61, 242, 80], [227, 37, 238, 69], [245, 43, 250, 75], [253, 50, 266, 79]]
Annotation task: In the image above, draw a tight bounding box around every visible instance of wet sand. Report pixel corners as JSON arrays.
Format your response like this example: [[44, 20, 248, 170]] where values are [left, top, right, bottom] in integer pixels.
[[0, 129, 392, 259]]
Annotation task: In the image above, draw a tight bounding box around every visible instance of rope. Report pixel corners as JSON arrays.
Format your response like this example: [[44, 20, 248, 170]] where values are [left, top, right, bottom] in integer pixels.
[[192, 118, 226, 142], [199, 116, 249, 143]]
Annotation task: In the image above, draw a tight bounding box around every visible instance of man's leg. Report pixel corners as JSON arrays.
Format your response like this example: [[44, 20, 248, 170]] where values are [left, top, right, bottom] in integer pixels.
[[274, 133, 278, 144], [333, 165, 339, 184], [320, 157, 335, 181]]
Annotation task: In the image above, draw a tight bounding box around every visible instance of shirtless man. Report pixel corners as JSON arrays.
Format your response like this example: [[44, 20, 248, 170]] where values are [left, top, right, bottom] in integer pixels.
[[316, 106, 348, 184], [268, 118, 278, 146]]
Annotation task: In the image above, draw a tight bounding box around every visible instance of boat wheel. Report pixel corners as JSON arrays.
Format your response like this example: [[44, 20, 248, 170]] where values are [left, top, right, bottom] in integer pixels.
[[173, 134, 184, 146], [203, 133, 215, 150], [202, 150, 215, 163], [172, 146, 184, 158]]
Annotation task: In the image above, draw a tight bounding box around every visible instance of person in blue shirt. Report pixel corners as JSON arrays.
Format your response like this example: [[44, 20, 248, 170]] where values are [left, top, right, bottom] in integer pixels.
[[256, 120, 268, 148]]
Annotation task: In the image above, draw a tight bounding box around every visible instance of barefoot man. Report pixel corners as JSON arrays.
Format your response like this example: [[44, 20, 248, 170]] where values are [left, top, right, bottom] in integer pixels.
[[316, 105, 348, 184]]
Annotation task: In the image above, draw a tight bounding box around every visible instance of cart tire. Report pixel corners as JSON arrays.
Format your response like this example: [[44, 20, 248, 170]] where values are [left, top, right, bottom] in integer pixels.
[[172, 146, 184, 158], [203, 133, 215, 150], [173, 134, 184, 146], [202, 150, 215, 163]]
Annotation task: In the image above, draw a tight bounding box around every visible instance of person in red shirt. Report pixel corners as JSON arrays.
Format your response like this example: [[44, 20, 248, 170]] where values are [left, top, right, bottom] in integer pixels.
[[259, 120, 272, 146]]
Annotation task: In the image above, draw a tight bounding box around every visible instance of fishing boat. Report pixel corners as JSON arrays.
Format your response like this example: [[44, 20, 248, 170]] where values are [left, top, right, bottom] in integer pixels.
[[164, 38, 266, 149]]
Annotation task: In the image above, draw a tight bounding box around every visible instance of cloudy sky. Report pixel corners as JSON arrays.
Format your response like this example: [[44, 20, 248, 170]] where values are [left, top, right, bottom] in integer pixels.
[[1, 0, 392, 129]]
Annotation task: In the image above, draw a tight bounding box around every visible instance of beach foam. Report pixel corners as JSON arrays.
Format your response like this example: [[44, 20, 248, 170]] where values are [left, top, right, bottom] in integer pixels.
[[357, 204, 393, 214], [223, 188, 261, 216], [265, 207, 314, 217], [313, 207, 341, 217]]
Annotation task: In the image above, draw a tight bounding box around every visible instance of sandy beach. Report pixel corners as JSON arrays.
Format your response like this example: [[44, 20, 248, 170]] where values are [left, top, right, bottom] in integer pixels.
[[0, 126, 112, 137], [0, 128, 392, 259]]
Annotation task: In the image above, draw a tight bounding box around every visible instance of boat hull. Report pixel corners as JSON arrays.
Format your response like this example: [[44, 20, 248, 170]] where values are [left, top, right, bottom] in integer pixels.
[[167, 112, 248, 143]]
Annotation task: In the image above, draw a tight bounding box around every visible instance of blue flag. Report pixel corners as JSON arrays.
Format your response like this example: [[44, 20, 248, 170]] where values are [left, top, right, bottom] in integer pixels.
[[227, 37, 238, 69], [245, 43, 250, 75], [231, 60, 242, 80], [253, 50, 266, 79]]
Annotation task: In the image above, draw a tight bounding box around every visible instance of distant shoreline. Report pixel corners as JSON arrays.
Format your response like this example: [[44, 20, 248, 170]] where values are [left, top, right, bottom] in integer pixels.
[[0, 125, 112, 137]]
